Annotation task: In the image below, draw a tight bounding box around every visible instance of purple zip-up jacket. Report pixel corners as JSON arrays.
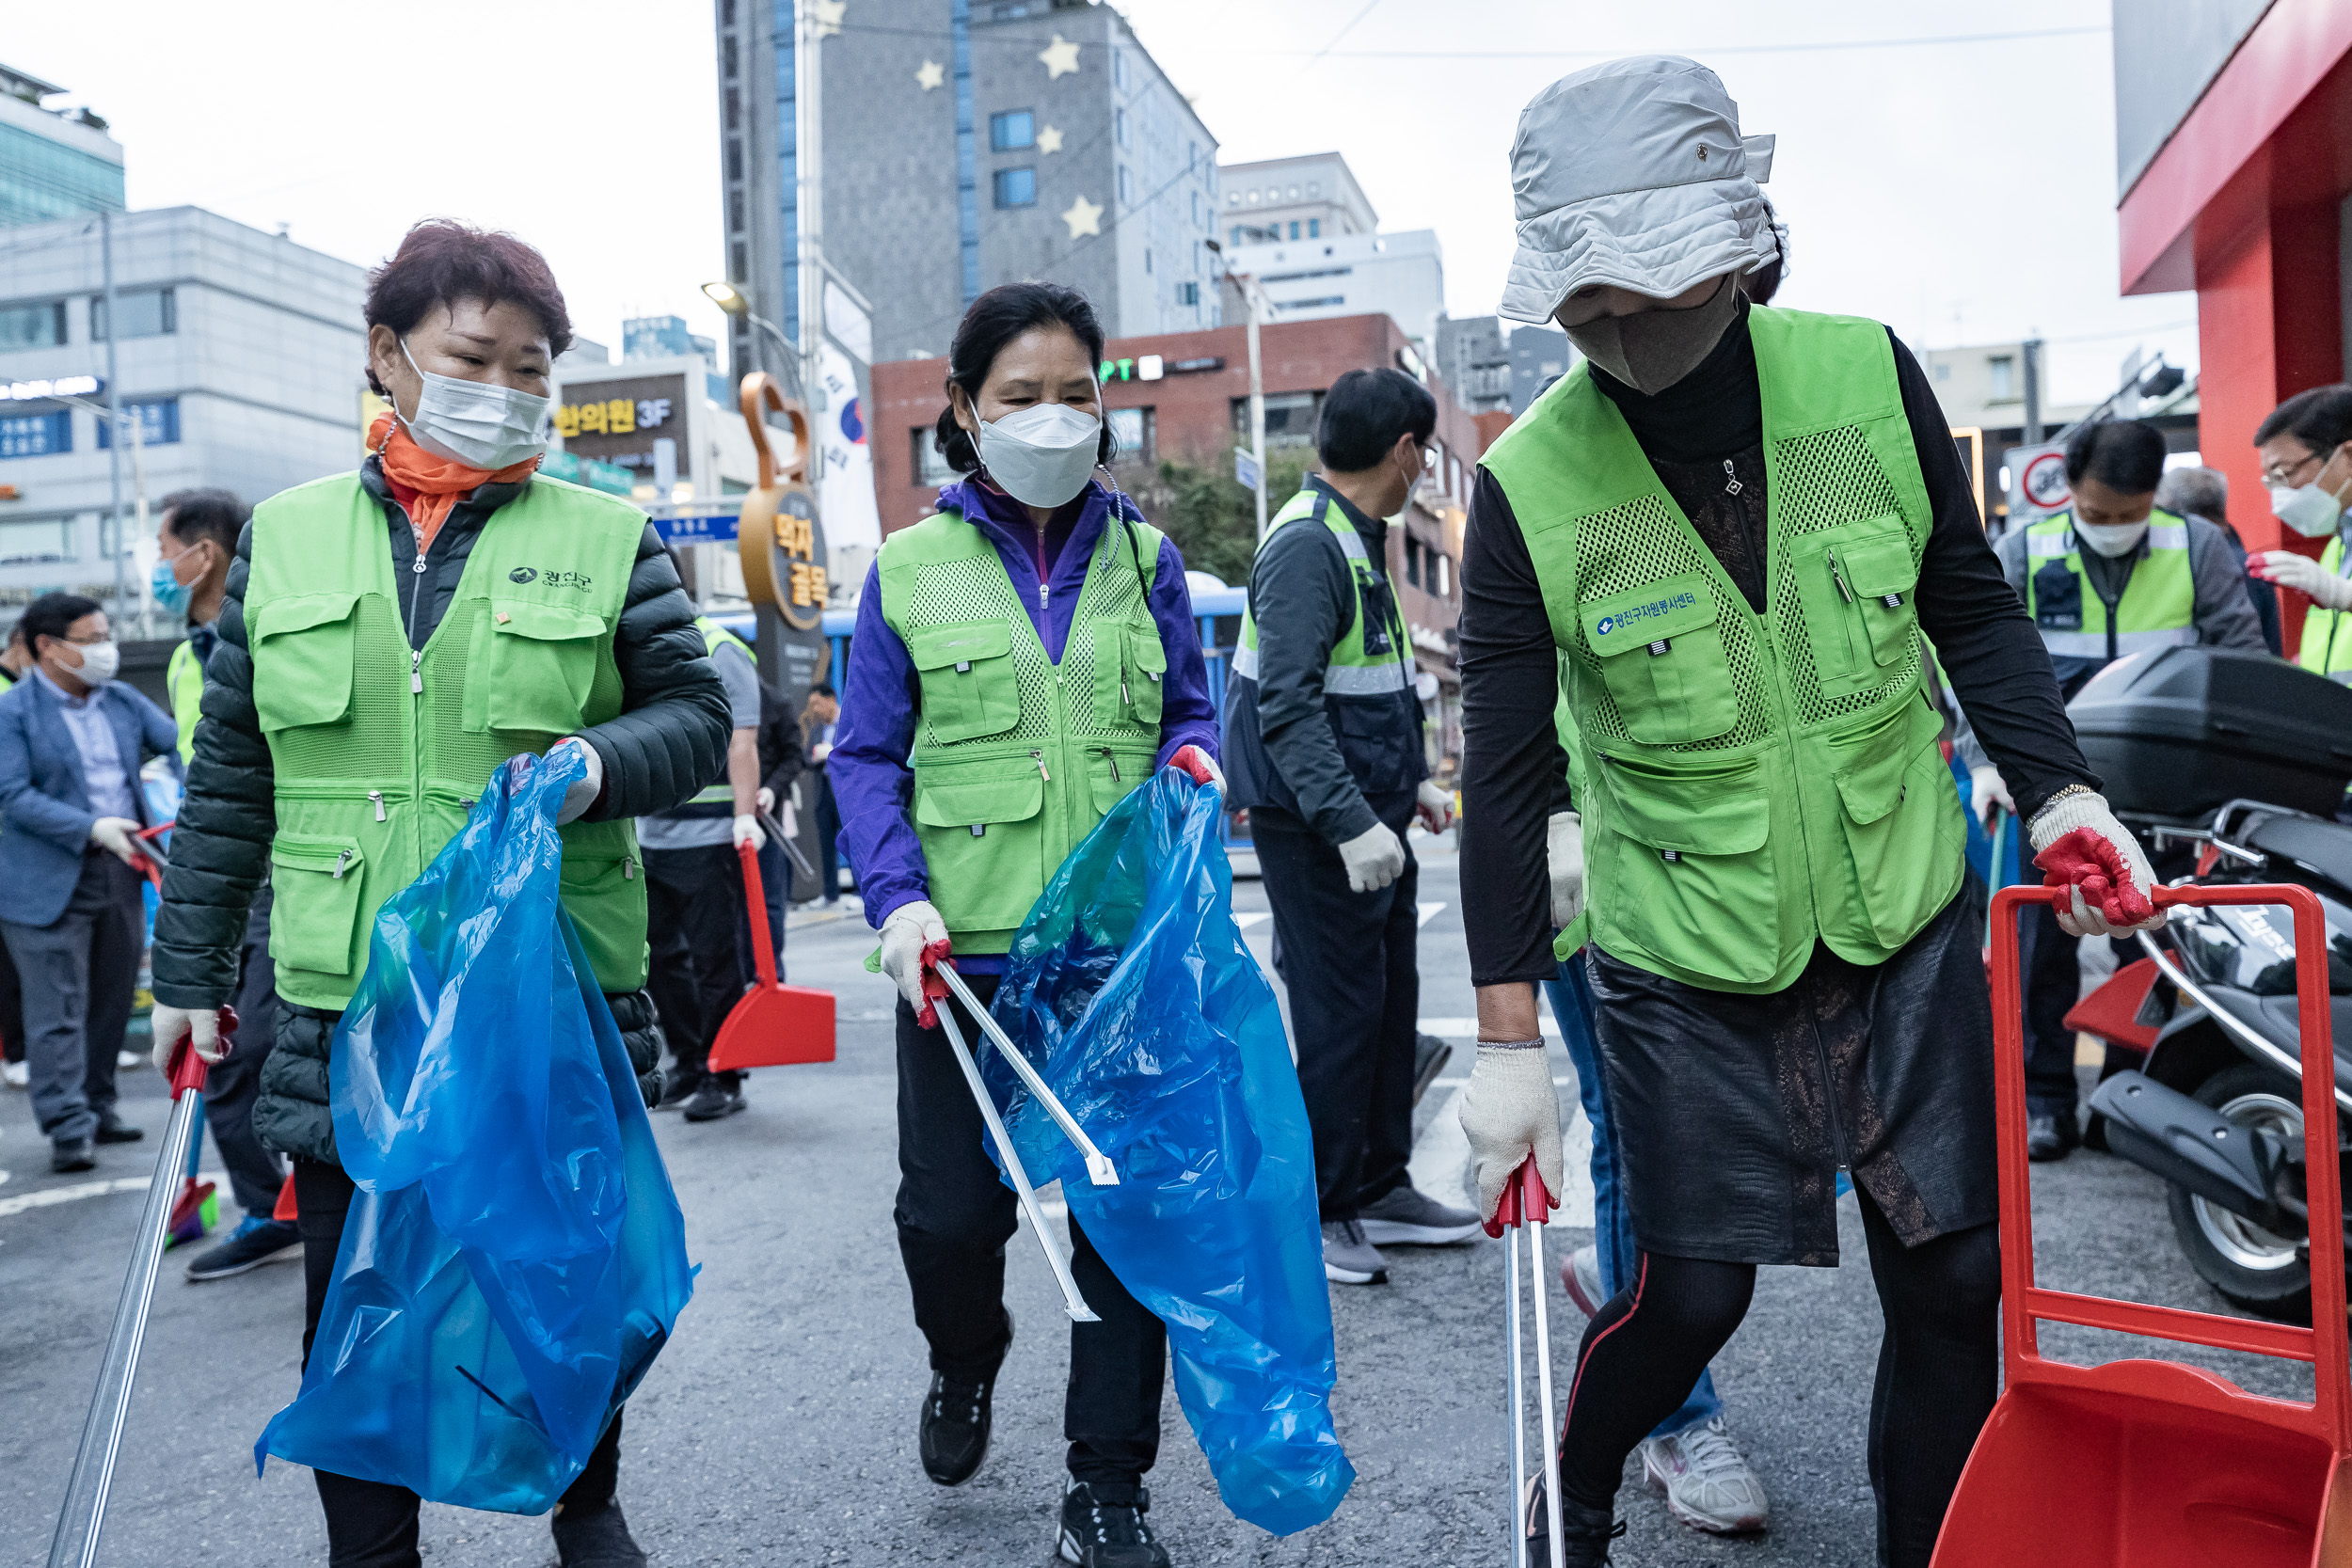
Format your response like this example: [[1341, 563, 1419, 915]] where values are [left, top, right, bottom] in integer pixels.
[[833, 478, 1219, 970]]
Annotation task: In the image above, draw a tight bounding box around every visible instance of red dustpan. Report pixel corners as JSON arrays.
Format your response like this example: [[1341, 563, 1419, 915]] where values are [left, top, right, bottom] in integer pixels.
[[706, 841, 834, 1070], [1932, 882, 2352, 1567]]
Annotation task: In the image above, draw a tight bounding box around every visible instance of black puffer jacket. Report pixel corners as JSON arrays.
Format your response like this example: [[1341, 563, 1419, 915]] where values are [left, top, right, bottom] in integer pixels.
[[153, 460, 732, 1164]]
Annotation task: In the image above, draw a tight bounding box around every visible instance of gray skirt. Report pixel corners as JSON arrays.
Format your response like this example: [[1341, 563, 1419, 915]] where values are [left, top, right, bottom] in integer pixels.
[[1586, 889, 1996, 1268]]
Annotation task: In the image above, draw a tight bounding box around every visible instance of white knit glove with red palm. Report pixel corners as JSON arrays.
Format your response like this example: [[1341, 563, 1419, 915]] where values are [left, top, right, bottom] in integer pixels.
[[879, 898, 953, 1029], [2029, 788, 2167, 939]]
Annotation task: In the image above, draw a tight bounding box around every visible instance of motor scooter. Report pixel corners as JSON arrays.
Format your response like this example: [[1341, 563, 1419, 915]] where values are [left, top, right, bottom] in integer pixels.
[[2075, 796, 2352, 1322]]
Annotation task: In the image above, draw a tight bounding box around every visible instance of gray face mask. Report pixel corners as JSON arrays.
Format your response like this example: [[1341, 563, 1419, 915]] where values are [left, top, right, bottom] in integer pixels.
[[1560, 274, 1741, 396]]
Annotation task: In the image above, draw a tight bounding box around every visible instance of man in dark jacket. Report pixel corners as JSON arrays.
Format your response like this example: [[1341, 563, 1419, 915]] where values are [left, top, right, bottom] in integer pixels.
[[1221, 368, 1476, 1288]]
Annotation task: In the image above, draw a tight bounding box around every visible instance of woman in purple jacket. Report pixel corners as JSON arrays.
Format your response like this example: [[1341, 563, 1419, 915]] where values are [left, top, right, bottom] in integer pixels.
[[830, 282, 1220, 1568]]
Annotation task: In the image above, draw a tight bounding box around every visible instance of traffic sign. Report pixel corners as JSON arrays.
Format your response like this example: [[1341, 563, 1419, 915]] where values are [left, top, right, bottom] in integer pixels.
[[1234, 447, 1262, 493], [2004, 441, 2071, 529], [652, 513, 740, 544]]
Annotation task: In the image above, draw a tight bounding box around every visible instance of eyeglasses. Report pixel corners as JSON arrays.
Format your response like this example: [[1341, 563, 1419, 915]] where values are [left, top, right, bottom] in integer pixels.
[[2263, 450, 2327, 487], [58, 633, 107, 646]]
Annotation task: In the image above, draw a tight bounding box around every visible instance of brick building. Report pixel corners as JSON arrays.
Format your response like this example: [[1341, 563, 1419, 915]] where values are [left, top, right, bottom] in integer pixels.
[[870, 310, 1481, 770]]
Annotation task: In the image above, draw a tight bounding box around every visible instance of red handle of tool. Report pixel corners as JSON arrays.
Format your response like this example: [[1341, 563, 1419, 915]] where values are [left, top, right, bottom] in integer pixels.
[[167, 1003, 236, 1100], [737, 842, 779, 990], [1482, 1155, 1557, 1238]]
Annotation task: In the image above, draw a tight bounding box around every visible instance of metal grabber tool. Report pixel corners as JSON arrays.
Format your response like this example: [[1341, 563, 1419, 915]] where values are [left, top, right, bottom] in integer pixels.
[[47, 1005, 237, 1568], [930, 984, 1101, 1323], [1487, 1156, 1565, 1568], [933, 964, 1118, 1189]]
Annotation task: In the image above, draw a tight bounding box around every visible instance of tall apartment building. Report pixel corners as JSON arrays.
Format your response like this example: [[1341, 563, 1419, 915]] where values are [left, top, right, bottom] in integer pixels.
[[1, 64, 123, 230], [1436, 315, 1511, 414], [713, 0, 1222, 381], [1217, 151, 1375, 249], [1221, 229, 1446, 355], [0, 206, 366, 628]]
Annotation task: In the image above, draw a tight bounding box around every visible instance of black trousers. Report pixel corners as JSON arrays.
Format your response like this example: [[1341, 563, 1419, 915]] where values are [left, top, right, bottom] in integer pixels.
[[1252, 814, 1419, 1222], [893, 978, 1167, 1485], [203, 892, 283, 1216], [643, 843, 751, 1089], [294, 1160, 622, 1568]]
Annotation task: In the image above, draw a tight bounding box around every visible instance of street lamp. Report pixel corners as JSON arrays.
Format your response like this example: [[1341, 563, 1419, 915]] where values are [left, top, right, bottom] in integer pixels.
[[702, 281, 801, 399]]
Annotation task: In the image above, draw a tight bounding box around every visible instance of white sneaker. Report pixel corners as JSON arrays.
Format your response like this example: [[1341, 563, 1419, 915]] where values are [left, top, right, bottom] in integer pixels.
[[1640, 1416, 1769, 1534], [118, 1050, 143, 1070], [2, 1059, 25, 1089], [1560, 1242, 1607, 1318]]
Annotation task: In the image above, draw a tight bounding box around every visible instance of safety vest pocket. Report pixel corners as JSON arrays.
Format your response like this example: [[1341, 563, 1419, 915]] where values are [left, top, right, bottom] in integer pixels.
[[250, 592, 359, 733], [558, 832, 648, 991], [914, 761, 1048, 935], [1796, 516, 1913, 698], [269, 832, 368, 977], [1839, 529, 1920, 668], [1086, 744, 1156, 816], [1579, 576, 1739, 746], [1592, 753, 1777, 985], [909, 620, 1022, 744], [1829, 701, 1960, 945], [464, 599, 605, 736], [1120, 624, 1167, 728]]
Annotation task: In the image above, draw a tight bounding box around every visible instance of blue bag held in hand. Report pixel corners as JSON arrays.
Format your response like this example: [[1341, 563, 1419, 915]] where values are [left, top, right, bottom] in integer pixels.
[[256, 747, 694, 1514], [985, 769, 1354, 1536]]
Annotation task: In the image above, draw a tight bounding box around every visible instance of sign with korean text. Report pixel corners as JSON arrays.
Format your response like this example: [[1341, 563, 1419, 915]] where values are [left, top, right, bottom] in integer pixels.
[[552, 372, 689, 476]]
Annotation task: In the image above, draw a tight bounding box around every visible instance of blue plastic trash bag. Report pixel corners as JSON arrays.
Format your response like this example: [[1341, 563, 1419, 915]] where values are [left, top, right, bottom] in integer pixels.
[[256, 747, 694, 1513], [985, 769, 1353, 1536]]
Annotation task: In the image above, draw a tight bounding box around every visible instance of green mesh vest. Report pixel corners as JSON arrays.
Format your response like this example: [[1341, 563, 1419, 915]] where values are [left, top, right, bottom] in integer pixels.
[[1484, 306, 1966, 993], [2299, 534, 2352, 684], [242, 472, 649, 1007], [876, 503, 1168, 953]]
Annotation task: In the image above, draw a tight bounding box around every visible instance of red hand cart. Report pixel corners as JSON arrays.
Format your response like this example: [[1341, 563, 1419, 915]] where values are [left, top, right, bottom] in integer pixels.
[[1931, 883, 2352, 1566]]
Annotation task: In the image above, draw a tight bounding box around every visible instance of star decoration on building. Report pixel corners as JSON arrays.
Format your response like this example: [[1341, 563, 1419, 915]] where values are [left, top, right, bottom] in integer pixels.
[[915, 58, 944, 90], [1037, 124, 1064, 154], [809, 0, 845, 39], [1060, 194, 1104, 238], [1039, 34, 1081, 77]]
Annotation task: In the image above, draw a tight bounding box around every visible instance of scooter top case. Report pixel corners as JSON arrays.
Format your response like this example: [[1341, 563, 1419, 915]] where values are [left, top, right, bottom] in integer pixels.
[[1932, 882, 2352, 1568], [2066, 647, 2352, 822]]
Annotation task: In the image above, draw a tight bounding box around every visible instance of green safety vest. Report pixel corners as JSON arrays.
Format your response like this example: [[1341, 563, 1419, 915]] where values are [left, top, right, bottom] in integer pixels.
[[166, 637, 202, 765], [877, 503, 1168, 954], [1232, 486, 1414, 696], [688, 615, 758, 805], [1552, 657, 1591, 957], [2022, 510, 2195, 666], [242, 471, 648, 1008], [2296, 533, 2352, 684], [1484, 305, 1965, 994]]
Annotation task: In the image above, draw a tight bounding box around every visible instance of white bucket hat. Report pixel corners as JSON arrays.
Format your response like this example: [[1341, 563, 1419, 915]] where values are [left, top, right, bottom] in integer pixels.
[[1499, 55, 1778, 325]]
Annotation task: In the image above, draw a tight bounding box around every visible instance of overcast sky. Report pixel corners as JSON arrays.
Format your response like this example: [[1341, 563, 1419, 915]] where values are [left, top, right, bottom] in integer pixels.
[[12, 0, 2189, 408]]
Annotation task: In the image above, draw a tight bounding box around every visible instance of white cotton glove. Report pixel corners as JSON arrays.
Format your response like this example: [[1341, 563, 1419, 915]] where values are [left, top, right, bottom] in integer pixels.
[[733, 814, 765, 851], [148, 1004, 222, 1076], [756, 785, 776, 815], [2028, 789, 2168, 939], [2254, 550, 2352, 610], [879, 898, 952, 1027], [1547, 811, 1585, 928], [1415, 780, 1455, 833], [1457, 1042, 1565, 1224], [548, 737, 603, 825], [88, 816, 144, 865], [1337, 820, 1406, 894], [1969, 766, 2015, 826]]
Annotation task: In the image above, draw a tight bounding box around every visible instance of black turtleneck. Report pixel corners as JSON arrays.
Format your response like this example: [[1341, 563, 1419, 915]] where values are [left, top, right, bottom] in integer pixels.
[[1456, 311, 2096, 987]]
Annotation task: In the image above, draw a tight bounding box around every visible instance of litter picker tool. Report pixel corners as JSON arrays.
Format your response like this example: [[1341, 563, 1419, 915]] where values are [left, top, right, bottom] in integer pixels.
[[933, 963, 1118, 1189], [755, 805, 817, 886], [932, 987, 1100, 1323], [47, 1005, 236, 1568], [1486, 1157, 1565, 1568], [705, 842, 835, 1072]]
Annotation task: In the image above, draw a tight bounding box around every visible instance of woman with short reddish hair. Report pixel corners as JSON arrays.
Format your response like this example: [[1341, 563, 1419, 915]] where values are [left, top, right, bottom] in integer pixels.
[[150, 219, 731, 1568]]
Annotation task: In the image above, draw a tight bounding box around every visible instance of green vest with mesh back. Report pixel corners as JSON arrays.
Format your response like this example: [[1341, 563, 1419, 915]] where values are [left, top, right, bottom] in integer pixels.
[[167, 636, 202, 765], [242, 471, 649, 1008], [2296, 533, 2352, 684], [1483, 305, 1966, 994], [877, 503, 1168, 954], [2021, 510, 2196, 664], [687, 616, 757, 805]]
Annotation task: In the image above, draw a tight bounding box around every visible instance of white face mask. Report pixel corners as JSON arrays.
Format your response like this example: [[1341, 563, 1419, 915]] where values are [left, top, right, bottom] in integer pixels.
[[2074, 520, 2149, 558], [69, 640, 119, 684], [2269, 465, 2352, 539], [395, 338, 550, 469], [974, 401, 1102, 509]]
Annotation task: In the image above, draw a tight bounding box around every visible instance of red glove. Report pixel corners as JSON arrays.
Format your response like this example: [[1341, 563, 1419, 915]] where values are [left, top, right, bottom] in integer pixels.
[[1168, 744, 1225, 790], [2034, 827, 2158, 930], [916, 942, 952, 1030]]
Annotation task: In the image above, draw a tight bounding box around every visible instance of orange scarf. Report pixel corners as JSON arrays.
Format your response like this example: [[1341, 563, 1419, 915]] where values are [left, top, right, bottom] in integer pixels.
[[368, 411, 540, 552]]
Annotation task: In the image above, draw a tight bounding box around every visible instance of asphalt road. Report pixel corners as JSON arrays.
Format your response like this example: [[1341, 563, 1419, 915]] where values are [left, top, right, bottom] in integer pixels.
[[0, 835, 2309, 1567]]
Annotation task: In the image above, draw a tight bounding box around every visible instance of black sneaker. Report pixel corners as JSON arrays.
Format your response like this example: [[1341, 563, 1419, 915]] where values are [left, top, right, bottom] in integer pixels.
[[1412, 1033, 1454, 1107], [655, 1069, 701, 1111], [680, 1076, 745, 1122], [550, 1499, 646, 1567], [921, 1314, 1011, 1486], [93, 1112, 144, 1145], [52, 1136, 95, 1173], [185, 1216, 303, 1281], [1523, 1475, 1626, 1567], [2026, 1113, 2078, 1163], [1057, 1480, 1171, 1568]]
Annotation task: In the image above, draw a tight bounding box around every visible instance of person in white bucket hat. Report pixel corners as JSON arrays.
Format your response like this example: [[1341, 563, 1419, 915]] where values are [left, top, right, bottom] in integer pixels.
[[1452, 55, 2161, 1566]]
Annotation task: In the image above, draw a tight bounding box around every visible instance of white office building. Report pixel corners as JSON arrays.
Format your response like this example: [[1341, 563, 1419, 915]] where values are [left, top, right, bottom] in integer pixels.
[[1221, 228, 1447, 355], [0, 205, 367, 628]]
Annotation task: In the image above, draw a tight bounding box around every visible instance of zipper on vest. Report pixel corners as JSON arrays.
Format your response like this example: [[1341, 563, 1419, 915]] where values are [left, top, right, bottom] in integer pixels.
[[410, 648, 423, 694], [367, 789, 386, 822], [1722, 458, 1743, 497], [1826, 547, 1853, 605], [333, 848, 353, 880], [624, 855, 636, 880], [1100, 748, 1121, 783], [1029, 749, 1051, 783]]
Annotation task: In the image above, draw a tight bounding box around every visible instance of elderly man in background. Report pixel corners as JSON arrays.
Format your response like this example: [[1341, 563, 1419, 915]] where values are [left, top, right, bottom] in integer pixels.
[[2155, 464, 2280, 654]]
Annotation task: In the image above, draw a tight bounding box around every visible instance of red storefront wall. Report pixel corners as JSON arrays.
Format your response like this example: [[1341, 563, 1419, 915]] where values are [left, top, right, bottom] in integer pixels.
[[2120, 0, 2352, 654]]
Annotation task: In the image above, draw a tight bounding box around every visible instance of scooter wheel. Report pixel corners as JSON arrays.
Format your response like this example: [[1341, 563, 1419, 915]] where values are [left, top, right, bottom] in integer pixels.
[[2166, 1063, 2313, 1322]]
